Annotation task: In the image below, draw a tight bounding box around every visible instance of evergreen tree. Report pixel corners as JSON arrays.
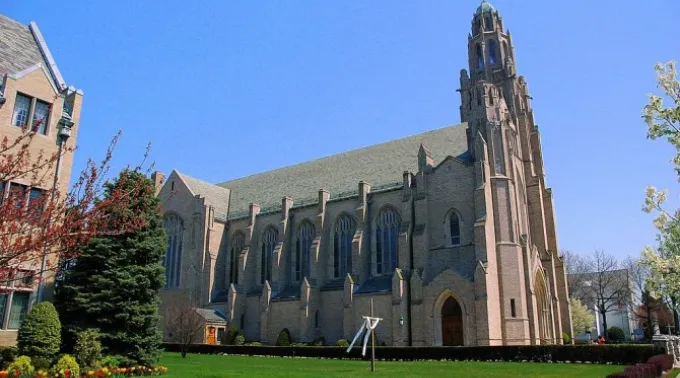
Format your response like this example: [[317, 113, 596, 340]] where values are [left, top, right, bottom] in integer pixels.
[[17, 302, 61, 362], [55, 169, 166, 365]]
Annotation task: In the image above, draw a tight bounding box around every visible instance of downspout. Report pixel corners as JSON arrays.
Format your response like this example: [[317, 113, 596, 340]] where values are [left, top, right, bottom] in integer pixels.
[[37, 114, 71, 302]]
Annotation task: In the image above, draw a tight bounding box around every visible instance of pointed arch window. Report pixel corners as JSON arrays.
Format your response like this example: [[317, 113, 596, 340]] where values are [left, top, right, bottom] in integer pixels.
[[488, 40, 497, 65], [489, 88, 495, 105], [485, 16, 493, 31], [229, 232, 245, 285], [449, 212, 461, 246], [260, 227, 278, 284], [295, 221, 315, 281], [334, 214, 355, 278], [502, 41, 509, 60], [376, 207, 400, 275], [163, 213, 184, 288], [476, 44, 484, 69]]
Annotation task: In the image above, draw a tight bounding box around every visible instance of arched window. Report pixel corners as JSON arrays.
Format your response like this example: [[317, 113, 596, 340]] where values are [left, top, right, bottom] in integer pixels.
[[163, 213, 184, 288], [229, 232, 245, 285], [376, 207, 400, 275], [476, 44, 484, 69], [485, 15, 493, 31], [260, 227, 278, 284], [334, 214, 356, 278], [449, 212, 461, 246], [295, 221, 315, 281], [488, 40, 497, 65], [488, 88, 494, 105]]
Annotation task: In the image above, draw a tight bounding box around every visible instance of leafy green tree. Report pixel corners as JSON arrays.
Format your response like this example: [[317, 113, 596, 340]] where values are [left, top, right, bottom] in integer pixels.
[[55, 169, 166, 365], [16, 302, 61, 362], [641, 60, 680, 334]]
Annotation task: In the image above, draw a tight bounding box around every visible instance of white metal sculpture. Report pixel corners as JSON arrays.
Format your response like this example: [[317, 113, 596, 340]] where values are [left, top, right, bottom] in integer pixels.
[[346, 299, 382, 372], [346, 315, 382, 356]]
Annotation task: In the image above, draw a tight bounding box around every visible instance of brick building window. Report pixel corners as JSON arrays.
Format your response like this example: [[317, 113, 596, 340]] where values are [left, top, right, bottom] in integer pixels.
[[0, 269, 35, 330], [375, 207, 400, 275], [12, 93, 50, 135], [260, 227, 278, 285], [294, 221, 314, 282], [12, 94, 30, 128], [333, 214, 355, 278]]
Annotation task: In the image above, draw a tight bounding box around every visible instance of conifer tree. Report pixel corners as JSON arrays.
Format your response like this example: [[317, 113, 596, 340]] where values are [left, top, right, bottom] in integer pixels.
[[55, 169, 166, 365]]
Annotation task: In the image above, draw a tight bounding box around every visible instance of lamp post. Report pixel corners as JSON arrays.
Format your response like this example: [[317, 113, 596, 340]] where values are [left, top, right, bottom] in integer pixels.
[[399, 315, 404, 327]]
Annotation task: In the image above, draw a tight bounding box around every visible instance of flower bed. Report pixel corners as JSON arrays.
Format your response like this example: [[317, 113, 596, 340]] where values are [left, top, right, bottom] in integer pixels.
[[0, 365, 168, 377]]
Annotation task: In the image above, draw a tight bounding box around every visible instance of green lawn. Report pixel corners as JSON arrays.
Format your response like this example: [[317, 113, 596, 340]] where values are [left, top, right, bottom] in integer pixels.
[[159, 352, 625, 378]]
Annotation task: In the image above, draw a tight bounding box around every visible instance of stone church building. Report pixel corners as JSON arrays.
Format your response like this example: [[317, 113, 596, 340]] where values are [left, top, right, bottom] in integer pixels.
[[156, 1, 573, 347]]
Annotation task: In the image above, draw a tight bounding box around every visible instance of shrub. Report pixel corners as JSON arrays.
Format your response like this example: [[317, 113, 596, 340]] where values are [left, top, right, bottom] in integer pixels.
[[562, 332, 571, 345], [275, 329, 291, 346], [311, 336, 325, 346], [335, 339, 349, 348], [249, 342, 263, 347], [53, 354, 80, 378], [647, 354, 674, 375], [16, 302, 61, 361], [0, 347, 17, 369], [7, 355, 34, 376], [30, 356, 52, 371], [224, 326, 241, 345], [607, 327, 625, 343], [74, 329, 102, 370], [100, 355, 120, 368], [234, 335, 245, 346]]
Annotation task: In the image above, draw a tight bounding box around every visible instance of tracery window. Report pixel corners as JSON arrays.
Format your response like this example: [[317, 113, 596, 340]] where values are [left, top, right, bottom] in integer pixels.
[[333, 215, 355, 278], [163, 213, 184, 288], [376, 207, 400, 274], [260, 227, 278, 284], [295, 221, 315, 281], [229, 232, 245, 285]]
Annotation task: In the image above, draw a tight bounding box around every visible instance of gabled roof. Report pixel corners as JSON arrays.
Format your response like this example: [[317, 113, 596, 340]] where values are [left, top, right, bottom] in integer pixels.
[[194, 308, 227, 323], [175, 170, 231, 219], [218, 123, 469, 217], [0, 14, 66, 91]]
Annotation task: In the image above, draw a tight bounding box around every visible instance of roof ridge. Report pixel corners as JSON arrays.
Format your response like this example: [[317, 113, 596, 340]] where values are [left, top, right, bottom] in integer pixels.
[[218, 123, 466, 186]]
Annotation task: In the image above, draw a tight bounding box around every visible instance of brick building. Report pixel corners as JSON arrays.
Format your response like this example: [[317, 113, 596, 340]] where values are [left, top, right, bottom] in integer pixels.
[[157, 1, 573, 346], [0, 13, 83, 345]]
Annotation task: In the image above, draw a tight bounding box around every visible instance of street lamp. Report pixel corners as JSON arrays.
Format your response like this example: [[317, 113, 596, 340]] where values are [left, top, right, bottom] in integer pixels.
[[399, 315, 404, 327]]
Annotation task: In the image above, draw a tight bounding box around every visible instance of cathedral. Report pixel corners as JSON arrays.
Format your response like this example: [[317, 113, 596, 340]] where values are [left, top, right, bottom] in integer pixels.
[[156, 1, 573, 347]]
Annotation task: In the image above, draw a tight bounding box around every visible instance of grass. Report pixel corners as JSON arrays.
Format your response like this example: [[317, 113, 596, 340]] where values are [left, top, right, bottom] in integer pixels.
[[159, 352, 626, 378]]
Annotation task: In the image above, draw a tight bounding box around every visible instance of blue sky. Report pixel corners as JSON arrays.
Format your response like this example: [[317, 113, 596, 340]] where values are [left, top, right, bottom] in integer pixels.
[[2, 1, 679, 261]]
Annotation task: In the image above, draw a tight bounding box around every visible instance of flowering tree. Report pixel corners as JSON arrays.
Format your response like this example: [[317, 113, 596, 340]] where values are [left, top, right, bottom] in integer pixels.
[[570, 297, 595, 336], [0, 121, 152, 288], [641, 60, 680, 334]]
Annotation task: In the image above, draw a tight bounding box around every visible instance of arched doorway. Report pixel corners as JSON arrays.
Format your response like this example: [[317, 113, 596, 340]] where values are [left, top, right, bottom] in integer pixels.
[[534, 269, 551, 344], [441, 297, 464, 346]]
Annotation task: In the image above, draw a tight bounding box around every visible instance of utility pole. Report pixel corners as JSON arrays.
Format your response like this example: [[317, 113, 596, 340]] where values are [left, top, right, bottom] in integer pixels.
[[370, 298, 376, 372]]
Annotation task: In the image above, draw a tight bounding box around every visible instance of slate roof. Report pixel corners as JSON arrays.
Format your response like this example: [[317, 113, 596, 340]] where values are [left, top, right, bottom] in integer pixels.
[[218, 124, 469, 217], [176, 171, 231, 219], [355, 275, 392, 294], [195, 308, 227, 323], [0, 14, 61, 88]]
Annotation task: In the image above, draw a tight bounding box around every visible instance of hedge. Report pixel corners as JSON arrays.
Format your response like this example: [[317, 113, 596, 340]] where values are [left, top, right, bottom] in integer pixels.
[[162, 343, 664, 365]]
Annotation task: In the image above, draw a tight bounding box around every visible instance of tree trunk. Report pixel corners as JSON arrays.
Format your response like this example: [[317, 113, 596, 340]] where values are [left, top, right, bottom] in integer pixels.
[[181, 347, 187, 358], [601, 311, 608, 338]]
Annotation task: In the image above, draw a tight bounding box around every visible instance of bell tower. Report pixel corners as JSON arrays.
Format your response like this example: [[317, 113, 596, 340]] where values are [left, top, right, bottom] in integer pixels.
[[459, 1, 572, 345]]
